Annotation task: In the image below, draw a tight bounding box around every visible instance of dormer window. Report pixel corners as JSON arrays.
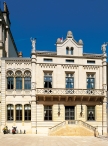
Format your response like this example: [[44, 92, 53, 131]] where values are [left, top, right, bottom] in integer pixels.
[[66, 47, 69, 55], [70, 47, 73, 55]]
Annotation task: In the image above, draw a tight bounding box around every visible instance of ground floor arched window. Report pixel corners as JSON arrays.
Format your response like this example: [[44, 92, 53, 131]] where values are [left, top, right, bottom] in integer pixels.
[[16, 104, 22, 120], [24, 104, 31, 120], [7, 104, 14, 120]]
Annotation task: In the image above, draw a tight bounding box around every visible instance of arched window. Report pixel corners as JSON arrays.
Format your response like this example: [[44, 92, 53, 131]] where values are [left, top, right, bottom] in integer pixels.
[[7, 104, 14, 120], [24, 71, 31, 89], [66, 47, 69, 55], [16, 104, 22, 120], [15, 71, 22, 89], [7, 71, 14, 89], [24, 104, 31, 120], [70, 47, 73, 55]]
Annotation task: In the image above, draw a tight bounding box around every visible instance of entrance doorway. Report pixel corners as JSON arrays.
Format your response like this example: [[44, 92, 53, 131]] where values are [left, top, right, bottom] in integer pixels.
[[65, 106, 75, 120]]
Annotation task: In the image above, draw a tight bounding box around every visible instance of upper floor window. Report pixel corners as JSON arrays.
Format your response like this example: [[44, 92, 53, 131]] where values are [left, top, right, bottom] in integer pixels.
[[7, 104, 14, 121], [87, 74, 95, 89], [15, 71, 22, 90], [44, 58, 52, 62], [66, 47, 69, 55], [44, 72, 52, 88], [24, 71, 31, 90], [24, 104, 31, 120], [7, 71, 14, 89], [87, 60, 95, 64], [66, 73, 74, 88], [70, 47, 73, 55], [66, 59, 74, 63]]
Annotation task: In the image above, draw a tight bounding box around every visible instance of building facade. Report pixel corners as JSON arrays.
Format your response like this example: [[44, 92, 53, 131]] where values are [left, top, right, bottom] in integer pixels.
[[0, 31, 107, 135], [0, 2, 107, 135]]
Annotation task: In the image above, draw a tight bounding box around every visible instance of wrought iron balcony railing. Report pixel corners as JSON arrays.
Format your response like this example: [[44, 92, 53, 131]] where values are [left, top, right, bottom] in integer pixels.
[[37, 88, 104, 96]]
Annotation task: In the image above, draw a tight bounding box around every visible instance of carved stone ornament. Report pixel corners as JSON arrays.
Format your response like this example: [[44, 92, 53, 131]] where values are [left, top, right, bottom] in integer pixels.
[[31, 82, 36, 89], [103, 84, 107, 91], [24, 71, 31, 77], [7, 71, 14, 76]]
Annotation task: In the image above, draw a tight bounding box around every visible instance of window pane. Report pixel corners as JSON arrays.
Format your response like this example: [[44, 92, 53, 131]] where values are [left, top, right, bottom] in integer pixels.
[[44, 74, 52, 88], [66, 47, 69, 54], [7, 77, 14, 89], [24, 77, 31, 89], [24, 104, 31, 120], [66, 77, 74, 88], [16, 77, 22, 89], [44, 106, 52, 120], [16, 104, 22, 120], [7, 104, 13, 120], [87, 106, 95, 121], [87, 75, 95, 89]]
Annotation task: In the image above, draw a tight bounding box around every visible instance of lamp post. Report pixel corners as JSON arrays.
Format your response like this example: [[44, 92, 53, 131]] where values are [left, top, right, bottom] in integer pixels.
[[29, 100, 38, 134]]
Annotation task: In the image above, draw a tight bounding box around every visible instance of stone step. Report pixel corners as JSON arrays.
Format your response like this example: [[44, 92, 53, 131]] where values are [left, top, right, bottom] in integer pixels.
[[49, 125, 95, 136]]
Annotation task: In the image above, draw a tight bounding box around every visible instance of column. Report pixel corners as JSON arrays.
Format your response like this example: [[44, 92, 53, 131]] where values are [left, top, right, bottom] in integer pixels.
[[1, 60, 6, 128]]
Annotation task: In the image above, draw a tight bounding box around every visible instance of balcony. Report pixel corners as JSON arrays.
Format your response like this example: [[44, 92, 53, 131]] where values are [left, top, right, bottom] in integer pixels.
[[36, 88, 104, 96]]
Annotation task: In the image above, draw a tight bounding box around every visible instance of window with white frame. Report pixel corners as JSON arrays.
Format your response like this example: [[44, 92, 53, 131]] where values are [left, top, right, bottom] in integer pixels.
[[65, 73, 74, 88], [87, 74, 95, 89], [44, 72, 52, 88]]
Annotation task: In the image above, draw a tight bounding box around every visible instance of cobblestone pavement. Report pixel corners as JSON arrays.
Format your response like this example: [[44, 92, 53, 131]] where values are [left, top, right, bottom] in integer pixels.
[[0, 134, 108, 146]]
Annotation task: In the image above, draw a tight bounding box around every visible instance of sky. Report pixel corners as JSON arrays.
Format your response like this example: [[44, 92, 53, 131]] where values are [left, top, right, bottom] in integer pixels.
[[2, 0, 108, 57]]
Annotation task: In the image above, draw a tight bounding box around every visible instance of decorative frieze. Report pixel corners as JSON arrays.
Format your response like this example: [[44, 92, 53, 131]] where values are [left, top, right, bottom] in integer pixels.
[[83, 65, 99, 70], [39, 64, 57, 68], [61, 65, 78, 69]]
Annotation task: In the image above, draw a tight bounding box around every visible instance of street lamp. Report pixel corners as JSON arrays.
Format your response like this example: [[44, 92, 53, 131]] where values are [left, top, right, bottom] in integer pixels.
[[29, 100, 38, 134]]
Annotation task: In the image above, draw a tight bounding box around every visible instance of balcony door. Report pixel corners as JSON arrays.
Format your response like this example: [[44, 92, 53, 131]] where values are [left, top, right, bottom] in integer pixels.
[[65, 106, 75, 120]]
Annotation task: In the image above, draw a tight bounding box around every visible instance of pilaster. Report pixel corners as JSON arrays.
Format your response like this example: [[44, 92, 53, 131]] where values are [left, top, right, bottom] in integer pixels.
[[1, 60, 6, 128], [31, 49, 37, 131], [102, 52, 107, 132]]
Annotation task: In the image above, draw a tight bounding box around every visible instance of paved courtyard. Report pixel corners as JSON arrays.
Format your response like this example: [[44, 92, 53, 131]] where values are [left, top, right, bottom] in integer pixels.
[[0, 134, 108, 146]]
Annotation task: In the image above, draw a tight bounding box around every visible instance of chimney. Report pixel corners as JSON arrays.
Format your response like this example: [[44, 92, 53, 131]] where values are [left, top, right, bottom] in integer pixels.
[[18, 52, 23, 57]]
